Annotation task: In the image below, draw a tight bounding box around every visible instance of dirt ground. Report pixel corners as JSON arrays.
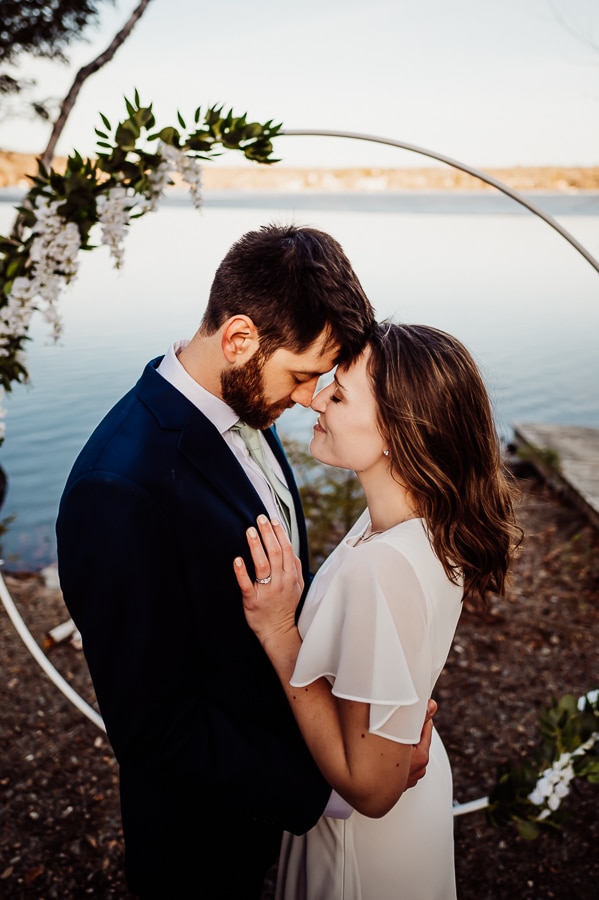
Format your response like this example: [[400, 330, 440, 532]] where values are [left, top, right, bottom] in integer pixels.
[[0, 469, 598, 899]]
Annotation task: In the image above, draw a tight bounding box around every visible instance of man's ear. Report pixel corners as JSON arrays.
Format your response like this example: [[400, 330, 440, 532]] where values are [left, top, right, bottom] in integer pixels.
[[221, 315, 260, 363]]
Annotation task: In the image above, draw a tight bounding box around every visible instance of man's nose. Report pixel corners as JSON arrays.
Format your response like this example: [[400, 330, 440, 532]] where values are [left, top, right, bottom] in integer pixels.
[[290, 378, 319, 407]]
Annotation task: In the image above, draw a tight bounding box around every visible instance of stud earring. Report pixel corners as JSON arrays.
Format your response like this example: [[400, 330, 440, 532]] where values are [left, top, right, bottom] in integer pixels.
[[383, 449, 390, 457]]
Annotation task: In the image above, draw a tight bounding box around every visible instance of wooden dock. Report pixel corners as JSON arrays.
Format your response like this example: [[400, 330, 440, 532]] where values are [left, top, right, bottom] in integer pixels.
[[512, 423, 599, 530]]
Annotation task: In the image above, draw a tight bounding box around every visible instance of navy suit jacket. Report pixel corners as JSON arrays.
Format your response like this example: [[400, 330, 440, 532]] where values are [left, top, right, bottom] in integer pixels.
[[56, 358, 330, 889]]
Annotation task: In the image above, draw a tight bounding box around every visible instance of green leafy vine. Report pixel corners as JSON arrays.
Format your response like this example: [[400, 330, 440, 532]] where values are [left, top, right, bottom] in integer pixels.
[[0, 92, 281, 437]]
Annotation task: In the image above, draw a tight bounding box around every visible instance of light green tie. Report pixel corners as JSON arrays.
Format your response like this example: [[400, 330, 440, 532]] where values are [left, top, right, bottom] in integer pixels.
[[231, 421, 300, 554]]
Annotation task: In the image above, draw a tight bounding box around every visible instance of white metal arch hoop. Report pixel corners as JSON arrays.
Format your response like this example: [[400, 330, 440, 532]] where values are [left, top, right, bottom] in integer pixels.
[[280, 128, 599, 276]]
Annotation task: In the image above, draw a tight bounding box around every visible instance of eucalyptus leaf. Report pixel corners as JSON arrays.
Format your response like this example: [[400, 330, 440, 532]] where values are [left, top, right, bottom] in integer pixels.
[[115, 121, 140, 150], [121, 162, 142, 181], [516, 819, 540, 840], [5, 259, 21, 278], [186, 137, 215, 152], [157, 126, 180, 147], [205, 106, 222, 127], [243, 123, 266, 139]]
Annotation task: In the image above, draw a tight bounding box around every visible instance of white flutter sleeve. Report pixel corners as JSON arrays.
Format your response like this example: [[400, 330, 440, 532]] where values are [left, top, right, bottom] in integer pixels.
[[292, 537, 436, 744]]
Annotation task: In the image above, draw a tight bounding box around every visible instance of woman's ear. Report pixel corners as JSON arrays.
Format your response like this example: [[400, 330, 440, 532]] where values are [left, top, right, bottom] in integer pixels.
[[221, 315, 260, 363]]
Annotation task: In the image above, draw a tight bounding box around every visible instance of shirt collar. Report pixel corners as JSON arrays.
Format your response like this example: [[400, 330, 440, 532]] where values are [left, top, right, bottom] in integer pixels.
[[157, 340, 238, 434]]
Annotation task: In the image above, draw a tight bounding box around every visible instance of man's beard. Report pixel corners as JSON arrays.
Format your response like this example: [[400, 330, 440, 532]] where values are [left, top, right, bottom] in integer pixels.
[[221, 350, 292, 431]]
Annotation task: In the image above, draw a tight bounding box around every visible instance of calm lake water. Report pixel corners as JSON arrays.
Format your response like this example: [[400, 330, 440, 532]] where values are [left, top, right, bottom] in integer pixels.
[[0, 188, 598, 570]]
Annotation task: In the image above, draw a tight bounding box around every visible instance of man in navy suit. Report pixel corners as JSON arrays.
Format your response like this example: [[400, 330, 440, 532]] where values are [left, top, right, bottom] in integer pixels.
[[56, 224, 435, 899]]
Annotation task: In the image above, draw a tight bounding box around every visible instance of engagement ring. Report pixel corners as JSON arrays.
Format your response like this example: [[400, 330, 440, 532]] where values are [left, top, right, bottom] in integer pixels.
[[255, 575, 272, 585]]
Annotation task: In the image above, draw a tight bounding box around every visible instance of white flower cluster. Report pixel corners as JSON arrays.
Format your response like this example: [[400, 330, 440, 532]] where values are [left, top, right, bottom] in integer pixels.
[[577, 688, 599, 710], [528, 752, 576, 818], [94, 145, 203, 269], [0, 145, 202, 376], [528, 690, 599, 820], [144, 156, 172, 210], [1, 195, 81, 357], [96, 186, 137, 268], [158, 142, 203, 209]]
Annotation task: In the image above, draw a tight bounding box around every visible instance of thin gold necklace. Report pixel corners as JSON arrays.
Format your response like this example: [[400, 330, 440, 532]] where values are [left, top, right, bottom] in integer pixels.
[[357, 514, 418, 544], [357, 522, 384, 543]]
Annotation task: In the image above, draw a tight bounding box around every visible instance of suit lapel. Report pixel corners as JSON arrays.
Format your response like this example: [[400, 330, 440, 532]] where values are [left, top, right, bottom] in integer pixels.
[[136, 359, 268, 522], [137, 359, 311, 580], [179, 411, 271, 523]]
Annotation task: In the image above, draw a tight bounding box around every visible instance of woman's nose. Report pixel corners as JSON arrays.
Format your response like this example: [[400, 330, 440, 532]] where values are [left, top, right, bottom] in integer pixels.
[[310, 384, 330, 412]]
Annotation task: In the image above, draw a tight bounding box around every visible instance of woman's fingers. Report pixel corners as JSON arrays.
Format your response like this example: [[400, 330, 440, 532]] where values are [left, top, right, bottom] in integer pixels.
[[233, 555, 254, 595], [257, 516, 298, 569], [246, 521, 272, 582], [234, 515, 304, 598], [253, 515, 296, 576], [235, 516, 304, 645], [234, 516, 286, 593]]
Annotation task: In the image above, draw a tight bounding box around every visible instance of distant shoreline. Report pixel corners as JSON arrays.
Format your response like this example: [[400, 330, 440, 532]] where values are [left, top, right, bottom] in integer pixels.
[[1, 150, 598, 193]]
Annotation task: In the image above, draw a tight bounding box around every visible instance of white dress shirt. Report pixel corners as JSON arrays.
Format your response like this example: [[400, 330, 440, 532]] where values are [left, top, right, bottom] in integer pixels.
[[157, 340, 289, 532]]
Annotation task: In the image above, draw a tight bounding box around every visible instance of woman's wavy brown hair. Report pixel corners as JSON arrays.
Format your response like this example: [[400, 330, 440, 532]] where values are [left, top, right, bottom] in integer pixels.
[[367, 322, 522, 607]]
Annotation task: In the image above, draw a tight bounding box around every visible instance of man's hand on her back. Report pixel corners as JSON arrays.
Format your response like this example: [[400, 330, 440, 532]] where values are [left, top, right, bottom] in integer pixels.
[[406, 699, 437, 789]]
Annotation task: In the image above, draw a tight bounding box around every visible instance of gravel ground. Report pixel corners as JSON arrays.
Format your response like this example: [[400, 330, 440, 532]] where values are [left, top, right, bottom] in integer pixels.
[[1, 471, 598, 899]]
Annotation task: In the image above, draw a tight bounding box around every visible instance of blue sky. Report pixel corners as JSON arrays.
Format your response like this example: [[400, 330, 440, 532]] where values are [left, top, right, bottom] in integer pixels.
[[1, 0, 597, 169]]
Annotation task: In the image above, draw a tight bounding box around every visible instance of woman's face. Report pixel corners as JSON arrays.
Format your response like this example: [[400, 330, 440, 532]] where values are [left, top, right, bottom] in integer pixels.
[[309, 348, 387, 473]]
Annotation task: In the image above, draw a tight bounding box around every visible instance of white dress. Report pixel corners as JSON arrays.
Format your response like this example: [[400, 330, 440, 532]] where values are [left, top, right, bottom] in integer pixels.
[[275, 511, 464, 900]]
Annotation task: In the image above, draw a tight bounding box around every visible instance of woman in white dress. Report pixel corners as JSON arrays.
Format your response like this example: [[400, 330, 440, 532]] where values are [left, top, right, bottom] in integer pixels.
[[234, 323, 521, 900]]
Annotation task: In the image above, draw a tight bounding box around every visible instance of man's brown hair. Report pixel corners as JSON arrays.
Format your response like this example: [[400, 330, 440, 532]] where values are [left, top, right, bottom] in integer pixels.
[[202, 224, 376, 364]]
